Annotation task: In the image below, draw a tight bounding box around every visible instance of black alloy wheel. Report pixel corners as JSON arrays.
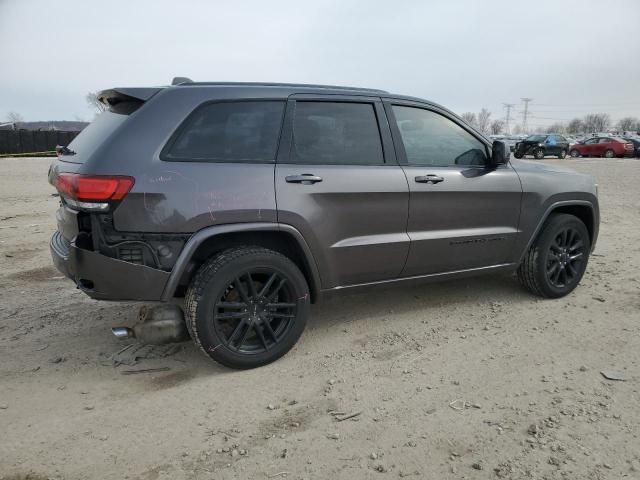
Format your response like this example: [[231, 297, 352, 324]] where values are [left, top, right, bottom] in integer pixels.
[[545, 227, 585, 289], [185, 246, 310, 369], [213, 270, 296, 354]]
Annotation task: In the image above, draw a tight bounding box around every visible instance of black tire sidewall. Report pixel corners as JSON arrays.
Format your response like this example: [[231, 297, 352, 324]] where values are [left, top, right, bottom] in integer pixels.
[[193, 250, 310, 369], [533, 215, 591, 298]]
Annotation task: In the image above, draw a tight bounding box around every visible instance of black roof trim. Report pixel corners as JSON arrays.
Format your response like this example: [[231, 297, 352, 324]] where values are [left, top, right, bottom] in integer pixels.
[[175, 82, 388, 94]]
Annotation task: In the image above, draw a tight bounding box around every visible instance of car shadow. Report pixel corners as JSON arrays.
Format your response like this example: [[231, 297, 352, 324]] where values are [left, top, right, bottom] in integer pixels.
[[308, 272, 530, 331]]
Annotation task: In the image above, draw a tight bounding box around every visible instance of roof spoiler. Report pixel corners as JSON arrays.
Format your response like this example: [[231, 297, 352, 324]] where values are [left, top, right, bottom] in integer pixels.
[[97, 87, 162, 107]]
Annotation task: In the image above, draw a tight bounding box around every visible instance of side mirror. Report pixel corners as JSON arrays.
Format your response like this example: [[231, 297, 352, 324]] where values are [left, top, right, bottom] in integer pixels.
[[491, 140, 510, 166]]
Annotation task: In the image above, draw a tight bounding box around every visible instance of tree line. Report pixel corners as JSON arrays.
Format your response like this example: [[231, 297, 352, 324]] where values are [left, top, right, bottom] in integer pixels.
[[460, 109, 639, 135]]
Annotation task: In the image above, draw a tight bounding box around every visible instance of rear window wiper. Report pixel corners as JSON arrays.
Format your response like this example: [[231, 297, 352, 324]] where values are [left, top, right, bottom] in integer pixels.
[[55, 145, 76, 156]]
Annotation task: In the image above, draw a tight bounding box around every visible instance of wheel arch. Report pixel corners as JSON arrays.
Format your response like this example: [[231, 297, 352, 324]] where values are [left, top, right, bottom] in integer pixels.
[[161, 223, 322, 303], [519, 200, 598, 263]]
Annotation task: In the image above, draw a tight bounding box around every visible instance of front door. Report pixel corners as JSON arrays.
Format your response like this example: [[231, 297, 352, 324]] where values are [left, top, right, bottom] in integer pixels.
[[582, 137, 599, 156], [385, 102, 522, 277], [275, 96, 410, 288]]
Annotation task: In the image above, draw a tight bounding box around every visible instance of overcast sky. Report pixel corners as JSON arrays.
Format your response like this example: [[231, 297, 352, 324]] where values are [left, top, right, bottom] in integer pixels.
[[1, 0, 639, 129]]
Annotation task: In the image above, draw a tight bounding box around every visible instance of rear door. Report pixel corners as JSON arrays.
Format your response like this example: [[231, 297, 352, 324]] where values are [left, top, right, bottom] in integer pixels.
[[581, 138, 599, 156], [275, 95, 410, 288], [596, 137, 612, 156], [385, 101, 522, 276]]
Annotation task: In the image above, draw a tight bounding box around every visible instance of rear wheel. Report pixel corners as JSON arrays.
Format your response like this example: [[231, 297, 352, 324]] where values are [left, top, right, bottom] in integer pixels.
[[558, 149, 567, 159], [569, 149, 581, 158], [185, 246, 310, 369], [604, 149, 615, 158], [517, 214, 590, 298], [534, 148, 545, 160], [514, 152, 523, 159]]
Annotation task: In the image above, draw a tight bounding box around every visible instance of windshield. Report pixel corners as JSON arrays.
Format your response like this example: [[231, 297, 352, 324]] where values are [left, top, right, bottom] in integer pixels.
[[525, 135, 546, 142]]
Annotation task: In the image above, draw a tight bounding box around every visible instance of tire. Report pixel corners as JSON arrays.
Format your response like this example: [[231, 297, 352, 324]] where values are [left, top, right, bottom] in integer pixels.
[[185, 246, 310, 369], [534, 149, 545, 160], [569, 149, 581, 158], [517, 214, 591, 298], [604, 149, 615, 158], [558, 149, 567, 159], [514, 152, 523, 159]]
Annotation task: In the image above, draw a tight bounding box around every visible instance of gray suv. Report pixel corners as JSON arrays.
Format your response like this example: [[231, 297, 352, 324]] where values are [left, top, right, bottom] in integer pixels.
[[49, 80, 599, 369]]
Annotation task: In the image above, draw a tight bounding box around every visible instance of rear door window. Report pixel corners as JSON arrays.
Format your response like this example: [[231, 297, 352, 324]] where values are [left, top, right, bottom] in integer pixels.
[[163, 101, 285, 162], [291, 102, 384, 165], [598, 138, 611, 144]]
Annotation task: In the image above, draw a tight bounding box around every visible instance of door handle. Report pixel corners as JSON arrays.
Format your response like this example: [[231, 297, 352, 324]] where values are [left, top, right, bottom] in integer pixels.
[[285, 174, 323, 185], [415, 174, 444, 184]]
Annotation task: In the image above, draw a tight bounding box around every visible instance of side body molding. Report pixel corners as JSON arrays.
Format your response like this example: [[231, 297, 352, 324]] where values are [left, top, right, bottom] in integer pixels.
[[160, 222, 322, 301]]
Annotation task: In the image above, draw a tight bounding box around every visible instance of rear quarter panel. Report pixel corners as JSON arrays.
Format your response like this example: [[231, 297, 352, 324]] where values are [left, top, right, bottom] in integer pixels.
[[83, 87, 288, 233]]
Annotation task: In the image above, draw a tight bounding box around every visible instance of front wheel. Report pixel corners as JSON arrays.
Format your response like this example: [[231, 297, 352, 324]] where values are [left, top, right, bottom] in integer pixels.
[[569, 149, 581, 158], [185, 246, 310, 369], [514, 152, 523, 159], [517, 214, 591, 298], [534, 148, 545, 160], [604, 149, 615, 158]]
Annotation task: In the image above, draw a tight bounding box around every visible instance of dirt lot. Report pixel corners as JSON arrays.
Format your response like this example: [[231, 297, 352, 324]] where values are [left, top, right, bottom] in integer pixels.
[[0, 157, 639, 480]]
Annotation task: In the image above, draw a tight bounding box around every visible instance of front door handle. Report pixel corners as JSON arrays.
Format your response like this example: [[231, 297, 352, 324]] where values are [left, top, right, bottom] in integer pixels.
[[285, 174, 323, 185], [415, 174, 444, 184]]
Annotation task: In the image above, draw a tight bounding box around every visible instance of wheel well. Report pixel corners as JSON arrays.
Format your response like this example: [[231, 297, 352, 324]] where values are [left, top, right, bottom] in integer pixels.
[[177, 230, 319, 302], [549, 205, 595, 243]]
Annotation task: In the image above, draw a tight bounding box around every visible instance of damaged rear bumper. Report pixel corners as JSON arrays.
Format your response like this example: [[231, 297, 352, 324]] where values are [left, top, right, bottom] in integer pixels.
[[50, 230, 170, 301]]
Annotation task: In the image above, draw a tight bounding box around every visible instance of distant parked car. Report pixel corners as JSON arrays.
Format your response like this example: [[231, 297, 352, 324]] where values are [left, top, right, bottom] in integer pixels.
[[502, 136, 522, 152], [514, 134, 570, 159], [622, 136, 640, 157], [569, 137, 634, 158]]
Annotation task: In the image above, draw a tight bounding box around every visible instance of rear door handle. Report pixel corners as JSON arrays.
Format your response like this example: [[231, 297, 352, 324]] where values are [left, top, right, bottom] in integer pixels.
[[415, 174, 444, 184], [285, 174, 323, 185]]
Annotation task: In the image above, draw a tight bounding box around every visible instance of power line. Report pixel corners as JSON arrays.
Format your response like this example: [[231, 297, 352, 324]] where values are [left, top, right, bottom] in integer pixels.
[[521, 98, 532, 134]]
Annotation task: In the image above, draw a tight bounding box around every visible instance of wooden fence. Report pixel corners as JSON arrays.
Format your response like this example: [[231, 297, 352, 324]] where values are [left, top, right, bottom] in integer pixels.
[[0, 130, 80, 156]]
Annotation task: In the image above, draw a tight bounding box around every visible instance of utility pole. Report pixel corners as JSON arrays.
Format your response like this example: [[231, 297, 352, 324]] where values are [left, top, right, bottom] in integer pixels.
[[503, 103, 515, 135], [521, 98, 532, 134]]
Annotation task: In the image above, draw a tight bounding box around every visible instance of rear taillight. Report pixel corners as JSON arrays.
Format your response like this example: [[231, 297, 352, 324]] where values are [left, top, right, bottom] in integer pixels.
[[55, 174, 134, 210]]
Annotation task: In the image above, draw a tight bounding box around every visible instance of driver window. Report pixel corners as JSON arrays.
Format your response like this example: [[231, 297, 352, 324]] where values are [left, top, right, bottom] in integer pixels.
[[585, 138, 598, 144], [392, 105, 487, 167], [598, 138, 610, 144]]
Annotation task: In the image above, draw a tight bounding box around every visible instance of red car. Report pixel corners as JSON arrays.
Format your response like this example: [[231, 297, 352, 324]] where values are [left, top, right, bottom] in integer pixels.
[[569, 137, 634, 158]]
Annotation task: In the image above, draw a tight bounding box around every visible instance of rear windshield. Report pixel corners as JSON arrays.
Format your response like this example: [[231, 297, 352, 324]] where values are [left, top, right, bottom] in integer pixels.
[[61, 105, 137, 163]]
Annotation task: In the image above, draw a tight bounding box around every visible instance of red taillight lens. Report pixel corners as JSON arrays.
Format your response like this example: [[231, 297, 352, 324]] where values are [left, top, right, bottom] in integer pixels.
[[55, 174, 134, 202]]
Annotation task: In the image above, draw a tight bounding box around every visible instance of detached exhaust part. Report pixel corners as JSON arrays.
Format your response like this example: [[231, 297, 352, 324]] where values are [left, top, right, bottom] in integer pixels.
[[111, 304, 190, 345], [111, 327, 133, 339]]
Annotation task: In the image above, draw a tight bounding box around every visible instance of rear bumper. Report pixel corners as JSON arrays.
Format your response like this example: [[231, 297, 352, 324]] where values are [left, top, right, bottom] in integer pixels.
[[50, 231, 170, 301]]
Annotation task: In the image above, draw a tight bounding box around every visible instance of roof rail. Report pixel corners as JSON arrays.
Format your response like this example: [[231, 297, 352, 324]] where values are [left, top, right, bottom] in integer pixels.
[[172, 77, 193, 85], [174, 81, 388, 94]]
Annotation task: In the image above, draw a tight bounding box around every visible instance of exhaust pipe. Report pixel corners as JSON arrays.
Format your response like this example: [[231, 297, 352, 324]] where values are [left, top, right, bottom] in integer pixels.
[[111, 304, 190, 345], [111, 327, 134, 339]]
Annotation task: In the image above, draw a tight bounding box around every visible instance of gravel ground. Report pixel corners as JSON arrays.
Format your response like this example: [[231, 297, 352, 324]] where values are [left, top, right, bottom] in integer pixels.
[[0, 157, 639, 480]]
